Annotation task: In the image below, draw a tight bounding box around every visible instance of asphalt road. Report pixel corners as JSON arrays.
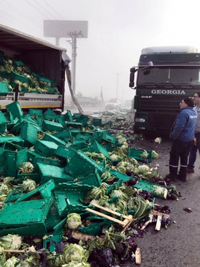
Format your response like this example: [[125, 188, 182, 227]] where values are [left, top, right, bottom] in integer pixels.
[[121, 138, 200, 267]]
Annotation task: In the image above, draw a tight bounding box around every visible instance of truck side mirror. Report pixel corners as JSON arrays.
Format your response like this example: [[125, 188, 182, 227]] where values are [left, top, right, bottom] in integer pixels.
[[129, 67, 135, 88]]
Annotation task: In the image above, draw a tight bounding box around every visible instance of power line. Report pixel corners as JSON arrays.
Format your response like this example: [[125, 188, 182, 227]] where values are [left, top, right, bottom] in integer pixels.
[[41, 0, 122, 70], [1, 0, 42, 29], [0, 8, 41, 35], [33, 0, 58, 20]]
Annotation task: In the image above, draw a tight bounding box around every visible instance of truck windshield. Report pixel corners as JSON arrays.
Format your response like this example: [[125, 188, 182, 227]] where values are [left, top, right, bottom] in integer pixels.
[[137, 67, 200, 87]]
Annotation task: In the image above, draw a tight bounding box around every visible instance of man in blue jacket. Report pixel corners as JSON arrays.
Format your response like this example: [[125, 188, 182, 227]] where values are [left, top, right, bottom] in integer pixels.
[[167, 97, 197, 182]]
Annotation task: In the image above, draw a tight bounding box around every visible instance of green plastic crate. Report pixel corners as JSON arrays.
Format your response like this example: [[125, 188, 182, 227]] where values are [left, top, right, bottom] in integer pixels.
[[35, 116, 43, 127], [0, 81, 9, 96], [0, 198, 53, 236], [28, 150, 65, 169], [23, 114, 42, 131], [0, 124, 6, 134], [15, 172, 40, 184], [72, 113, 81, 119], [43, 108, 57, 120], [55, 146, 75, 161], [68, 129, 81, 137], [92, 118, 102, 126], [134, 180, 167, 199], [54, 183, 93, 217], [69, 141, 88, 151], [74, 169, 102, 187], [75, 133, 91, 142], [10, 71, 30, 84], [0, 224, 47, 237], [38, 163, 73, 184], [102, 132, 117, 144], [47, 87, 55, 94], [43, 230, 64, 252], [55, 114, 65, 126], [0, 136, 24, 146], [89, 141, 110, 159], [42, 133, 66, 147], [0, 147, 5, 162], [66, 122, 83, 130], [53, 129, 72, 142], [63, 110, 73, 122], [0, 71, 9, 79], [75, 115, 89, 126], [4, 144, 28, 177], [39, 76, 52, 84], [13, 60, 24, 67], [45, 207, 63, 234], [29, 109, 43, 117], [16, 180, 55, 202], [64, 150, 105, 177], [128, 148, 153, 163], [89, 130, 109, 143], [6, 101, 23, 122], [43, 120, 64, 132], [4, 188, 24, 203], [20, 121, 38, 146], [0, 111, 11, 125], [34, 140, 58, 157]]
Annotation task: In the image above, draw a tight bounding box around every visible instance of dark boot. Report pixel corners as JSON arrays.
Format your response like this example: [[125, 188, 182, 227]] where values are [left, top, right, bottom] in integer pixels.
[[165, 174, 177, 181]]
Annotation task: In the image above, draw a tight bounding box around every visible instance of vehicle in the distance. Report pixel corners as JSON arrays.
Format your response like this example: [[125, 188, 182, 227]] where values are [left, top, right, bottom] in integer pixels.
[[105, 99, 121, 110]]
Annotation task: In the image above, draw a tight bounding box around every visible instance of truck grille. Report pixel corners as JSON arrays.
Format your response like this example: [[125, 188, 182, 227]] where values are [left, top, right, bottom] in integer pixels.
[[140, 95, 182, 111], [149, 112, 176, 129]]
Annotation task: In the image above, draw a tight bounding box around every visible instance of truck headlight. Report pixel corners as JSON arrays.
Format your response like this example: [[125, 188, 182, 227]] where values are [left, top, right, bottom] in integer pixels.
[[135, 118, 145, 123]]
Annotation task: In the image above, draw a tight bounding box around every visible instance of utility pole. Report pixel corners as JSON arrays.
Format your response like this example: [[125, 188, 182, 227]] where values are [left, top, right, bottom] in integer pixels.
[[67, 31, 83, 95], [115, 73, 121, 99]]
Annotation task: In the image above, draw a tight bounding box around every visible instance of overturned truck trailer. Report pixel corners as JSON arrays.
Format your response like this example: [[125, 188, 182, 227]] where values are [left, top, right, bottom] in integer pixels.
[[0, 24, 67, 111]]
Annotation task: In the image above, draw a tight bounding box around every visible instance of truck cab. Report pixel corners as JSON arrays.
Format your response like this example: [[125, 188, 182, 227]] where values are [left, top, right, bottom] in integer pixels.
[[129, 46, 200, 134]]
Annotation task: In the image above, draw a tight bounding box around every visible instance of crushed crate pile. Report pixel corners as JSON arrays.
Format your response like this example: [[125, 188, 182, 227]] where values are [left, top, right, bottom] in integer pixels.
[[0, 103, 178, 266]]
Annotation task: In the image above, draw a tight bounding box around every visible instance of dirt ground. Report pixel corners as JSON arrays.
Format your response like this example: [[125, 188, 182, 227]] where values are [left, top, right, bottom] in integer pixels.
[[121, 137, 200, 267]]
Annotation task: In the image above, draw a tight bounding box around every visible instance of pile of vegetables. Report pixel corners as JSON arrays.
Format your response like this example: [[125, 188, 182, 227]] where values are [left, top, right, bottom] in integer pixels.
[[0, 106, 180, 266], [0, 55, 60, 95]]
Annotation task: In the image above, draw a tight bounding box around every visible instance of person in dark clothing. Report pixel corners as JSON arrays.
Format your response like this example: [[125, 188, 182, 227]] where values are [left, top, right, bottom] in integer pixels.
[[167, 97, 197, 182]]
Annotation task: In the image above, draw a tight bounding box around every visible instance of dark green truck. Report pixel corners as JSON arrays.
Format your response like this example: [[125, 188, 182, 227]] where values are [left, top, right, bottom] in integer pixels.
[[129, 46, 200, 134]]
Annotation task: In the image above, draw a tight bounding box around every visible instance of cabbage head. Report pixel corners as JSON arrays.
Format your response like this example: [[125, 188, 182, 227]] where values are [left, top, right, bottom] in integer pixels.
[[140, 150, 149, 159], [66, 213, 82, 230], [137, 165, 150, 174], [63, 244, 89, 263], [152, 150, 159, 159], [3, 256, 19, 267], [0, 234, 22, 250], [22, 179, 37, 192], [19, 162, 34, 174]]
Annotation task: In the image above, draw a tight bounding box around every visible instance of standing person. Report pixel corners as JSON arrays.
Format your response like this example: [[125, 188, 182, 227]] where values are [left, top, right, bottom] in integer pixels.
[[166, 97, 197, 182], [187, 92, 200, 173]]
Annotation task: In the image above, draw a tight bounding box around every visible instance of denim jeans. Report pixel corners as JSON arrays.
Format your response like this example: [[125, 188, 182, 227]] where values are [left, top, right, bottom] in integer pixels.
[[188, 133, 200, 169]]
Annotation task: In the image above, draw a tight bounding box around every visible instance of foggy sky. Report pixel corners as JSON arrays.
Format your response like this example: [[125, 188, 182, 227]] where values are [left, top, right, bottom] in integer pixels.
[[0, 0, 200, 103]]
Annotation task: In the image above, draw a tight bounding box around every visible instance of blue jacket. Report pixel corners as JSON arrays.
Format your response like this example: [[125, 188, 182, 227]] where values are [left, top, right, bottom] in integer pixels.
[[171, 107, 197, 142]]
